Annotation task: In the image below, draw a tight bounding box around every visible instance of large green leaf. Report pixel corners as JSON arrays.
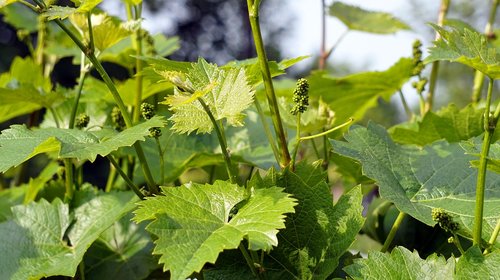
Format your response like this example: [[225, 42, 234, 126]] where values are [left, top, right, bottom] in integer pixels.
[[84, 213, 158, 280], [0, 185, 26, 222], [424, 25, 500, 79], [0, 3, 38, 32], [329, 2, 410, 34], [0, 116, 166, 172], [331, 123, 500, 239], [456, 246, 500, 279], [0, 189, 138, 279], [390, 104, 484, 145], [308, 58, 414, 125], [344, 246, 455, 279], [260, 162, 365, 279], [160, 58, 255, 134], [461, 138, 500, 174], [43, 0, 103, 19], [133, 180, 297, 280]]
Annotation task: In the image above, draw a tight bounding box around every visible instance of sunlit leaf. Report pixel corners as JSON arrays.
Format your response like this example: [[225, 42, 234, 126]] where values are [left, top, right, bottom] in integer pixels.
[[133, 180, 296, 280], [329, 2, 410, 34]]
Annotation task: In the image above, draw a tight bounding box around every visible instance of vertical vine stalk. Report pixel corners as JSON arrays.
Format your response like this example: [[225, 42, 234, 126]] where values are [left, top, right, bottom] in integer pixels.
[[254, 99, 281, 164], [381, 211, 406, 253], [471, 0, 499, 103], [246, 0, 291, 168], [473, 78, 496, 246], [425, 0, 450, 113]]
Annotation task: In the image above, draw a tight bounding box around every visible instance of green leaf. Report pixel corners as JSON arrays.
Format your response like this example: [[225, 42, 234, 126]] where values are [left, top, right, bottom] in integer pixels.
[[0, 116, 166, 172], [0, 3, 38, 32], [461, 138, 500, 174], [329, 2, 410, 34], [0, 185, 26, 222], [24, 161, 60, 204], [160, 58, 255, 134], [308, 58, 414, 125], [456, 246, 500, 279], [0, 189, 138, 279], [43, 5, 76, 20], [390, 104, 484, 145], [331, 123, 500, 234], [0, 0, 19, 8], [133, 180, 297, 280], [84, 213, 158, 280], [424, 25, 500, 79], [261, 162, 365, 279], [344, 246, 455, 279]]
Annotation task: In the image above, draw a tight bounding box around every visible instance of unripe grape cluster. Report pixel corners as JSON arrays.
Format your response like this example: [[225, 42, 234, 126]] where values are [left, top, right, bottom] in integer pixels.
[[290, 78, 309, 115]]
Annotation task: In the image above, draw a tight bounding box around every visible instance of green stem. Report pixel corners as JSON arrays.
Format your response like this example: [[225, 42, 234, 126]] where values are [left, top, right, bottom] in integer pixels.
[[105, 162, 117, 192], [198, 98, 237, 183], [299, 118, 353, 141], [0, 173, 8, 190], [484, 218, 500, 254], [63, 159, 74, 201], [381, 211, 406, 253], [452, 233, 466, 255], [107, 155, 144, 199], [127, 3, 145, 124], [86, 12, 95, 54], [49, 107, 60, 128], [425, 0, 450, 113], [472, 0, 499, 103], [69, 53, 88, 129], [473, 78, 495, 246], [155, 137, 165, 186], [291, 113, 301, 168], [254, 99, 281, 165], [399, 90, 414, 120], [239, 244, 260, 278], [247, 0, 291, 168]]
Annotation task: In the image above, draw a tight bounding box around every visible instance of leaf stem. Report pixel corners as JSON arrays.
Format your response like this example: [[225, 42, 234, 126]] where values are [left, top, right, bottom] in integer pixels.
[[484, 218, 500, 254], [49, 107, 60, 128], [473, 78, 495, 246], [247, 0, 291, 168], [63, 159, 74, 201], [198, 97, 237, 183], [381, 211, 406, 253], [107, 155, 144, 199], [472, 0, 499, 103], [155, 137, 165, 186], [425, 0, 450, 113], [254, 99, 280, 164], [299, 118, 353, 141], [105, 161, 117, 192], [399, 90, 414, 120], [238, 243, 260, 279], [127, 2, 145, 124], [291, 113, 302, 168], [69, 53, 88, 129]]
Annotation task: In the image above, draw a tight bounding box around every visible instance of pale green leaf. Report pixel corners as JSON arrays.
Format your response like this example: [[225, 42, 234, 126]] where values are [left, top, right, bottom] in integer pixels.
[[456, 246, 500, 279], [133, 180, 296, 280], [308, 58, 414, 126], [0, 189, 138, 279], [160, 58, 255, 134], [424, 25, 500, 79], [24, 161, 60, 204], [0, 116, 166, 172], [0, 0, 19, 8], [43, 5, 76, 20], [344, 246, 455, 279], [390, 104, 484, 145], [0, 185, 26, 222], [0, 4, 38, 32], [329, 2, 410, 34], [261, 162, 365, 279], [461, 138, 500, 174], [331, 123, 500, 242]]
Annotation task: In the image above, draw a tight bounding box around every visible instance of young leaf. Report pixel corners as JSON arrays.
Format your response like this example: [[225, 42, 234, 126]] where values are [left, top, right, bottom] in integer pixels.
[[0, 116, 166, 172], [329, 2, 410, 34], [344, 246, 455, 279], [424, 25, 500, 79], [0, 189, 138, 279], [133, 180, 297, 280], [261, 162, 365, 279], [0, 0, 19, 8], [160, 58, 255, 134], [461, 138, 500, 174], [308, 57, 414, 126], [390, 104, 484, 146], [331, 123, 500, 234]]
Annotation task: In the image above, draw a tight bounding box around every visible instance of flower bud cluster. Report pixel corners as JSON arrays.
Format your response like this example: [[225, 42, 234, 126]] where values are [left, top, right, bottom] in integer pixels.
[[141, 102, 162, 138], [75, 113, 90, 129], [432, 208, 459, 232], [111, 106, 126, 131], [412, 40, 424, 76], [290, 78, 309, 115]]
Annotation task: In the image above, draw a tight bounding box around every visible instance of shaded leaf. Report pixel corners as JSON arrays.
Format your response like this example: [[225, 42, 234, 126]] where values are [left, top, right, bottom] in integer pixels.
[[308, 58, 414, 126], [133, 180, 297, 280], [424, 25, 500, 79], [344, 246, 455, 279], [0, 3, 38, 32], [390, 104, 484, 145], [329, 2, 410, 34], [0, 116, 166, 172], [461, 138, 500, 174], [260, 162, 365, 279], [456, 246, 500, 279], [331, 123, 500, 241], [0, 189, 138, 279]]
